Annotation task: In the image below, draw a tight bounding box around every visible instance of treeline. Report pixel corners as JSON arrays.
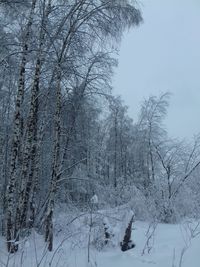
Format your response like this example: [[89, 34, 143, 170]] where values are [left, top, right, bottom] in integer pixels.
[[0, 0, 200, 254]]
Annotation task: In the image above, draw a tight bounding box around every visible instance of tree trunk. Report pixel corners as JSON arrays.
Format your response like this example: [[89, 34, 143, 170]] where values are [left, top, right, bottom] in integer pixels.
[[18, 0, 52, 231], [120, 215, 135, 252], [45, 69, 62, 251], [6, 0, 37, 252]]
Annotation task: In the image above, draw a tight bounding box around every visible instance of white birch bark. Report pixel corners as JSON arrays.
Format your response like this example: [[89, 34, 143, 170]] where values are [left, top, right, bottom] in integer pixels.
[[6, 0, 37, 252], [16, 0, 52, 232]]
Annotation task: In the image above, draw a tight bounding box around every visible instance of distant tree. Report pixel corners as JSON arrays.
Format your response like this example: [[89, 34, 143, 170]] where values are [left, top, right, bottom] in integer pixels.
[[137, 93, 170, 192]]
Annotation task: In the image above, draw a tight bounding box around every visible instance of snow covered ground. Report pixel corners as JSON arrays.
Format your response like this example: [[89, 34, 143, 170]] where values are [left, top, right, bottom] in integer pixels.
[[0, 217, 200, 267], [66, 221, 200, 267]]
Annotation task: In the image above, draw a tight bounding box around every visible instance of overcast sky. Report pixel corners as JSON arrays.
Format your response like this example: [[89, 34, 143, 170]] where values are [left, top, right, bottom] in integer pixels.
[[113, 0, 200, 140]]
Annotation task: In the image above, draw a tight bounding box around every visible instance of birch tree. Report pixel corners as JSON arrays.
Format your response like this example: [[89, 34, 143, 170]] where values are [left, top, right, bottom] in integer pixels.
[[44, 0, 142, 251], [6, 0, 37, 252]]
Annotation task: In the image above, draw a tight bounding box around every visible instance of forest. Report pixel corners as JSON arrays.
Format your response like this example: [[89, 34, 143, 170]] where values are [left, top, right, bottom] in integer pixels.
[[0, 1, 200, 266]]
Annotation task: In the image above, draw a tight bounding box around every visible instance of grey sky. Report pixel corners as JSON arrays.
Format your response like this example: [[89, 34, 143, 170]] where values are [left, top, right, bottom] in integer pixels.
[[113, 0, 200, 139]]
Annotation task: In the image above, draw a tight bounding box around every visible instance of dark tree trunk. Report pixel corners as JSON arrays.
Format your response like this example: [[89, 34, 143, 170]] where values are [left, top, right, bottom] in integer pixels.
[[120, 215, 135, 252]]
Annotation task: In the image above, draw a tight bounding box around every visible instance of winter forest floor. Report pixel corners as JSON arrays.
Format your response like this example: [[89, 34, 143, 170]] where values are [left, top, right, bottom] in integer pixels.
[[0, 210, 200, 267]]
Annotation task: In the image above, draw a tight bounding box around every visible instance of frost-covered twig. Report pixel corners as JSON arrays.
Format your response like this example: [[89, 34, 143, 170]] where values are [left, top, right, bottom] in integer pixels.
[[142, 220, 157, 256], [171, 248, 176, 267], [49, 231, 81, 267], [178, 220, 200, 267]]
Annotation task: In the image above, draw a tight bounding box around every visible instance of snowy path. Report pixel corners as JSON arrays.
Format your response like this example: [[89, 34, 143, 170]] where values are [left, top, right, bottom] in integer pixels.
[[68, 222, 200, 267], [0, 221, 199, 267]]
